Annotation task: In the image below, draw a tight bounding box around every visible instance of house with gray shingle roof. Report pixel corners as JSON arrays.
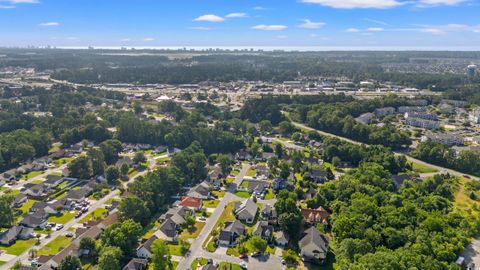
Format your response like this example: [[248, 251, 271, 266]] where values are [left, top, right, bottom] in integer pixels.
[[299, 227, 329, 264], [235, 199, 258, 224]]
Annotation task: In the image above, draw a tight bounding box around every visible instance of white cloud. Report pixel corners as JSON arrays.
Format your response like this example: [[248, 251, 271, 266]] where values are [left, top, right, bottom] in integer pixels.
[[2, 0, 38, 3], [252, 25, 287, 31], [226, 12, 247, 18], [0, 4, 14, 8], [301, 0, 402, 9], [189, 27, 211, 30], [420, 28, 447, 35], [253, 6, 266, 10], [298, 19, 325, 29], [194, 14, 224, 22], [475, 26, 480, 33], [446, 23, 467, 29], [143, 37, 155, 41], [276, 35, 288, 39], [310, 33, 318, 37], [120, 38, 131, 42], [367, 27, 384, 31], [39, 22, 59, 27], [345, 28, 361, 32], [418, 0, 466, 6]]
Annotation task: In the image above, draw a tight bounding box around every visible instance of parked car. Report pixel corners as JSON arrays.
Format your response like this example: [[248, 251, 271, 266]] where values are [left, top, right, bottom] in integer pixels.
[[75, 212, 83, 218], [55, 224, 64, 231], [251, 252, 262, 258], [239, 254, 248, 259]]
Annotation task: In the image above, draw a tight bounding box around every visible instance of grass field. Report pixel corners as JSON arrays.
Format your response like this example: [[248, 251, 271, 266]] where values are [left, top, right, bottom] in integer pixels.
[[191, 258, 208, 270], [18, 199, 39, 216], [37, 236, 72, 256], [20, 171, 44, 180], [246, 168, 256, 177], [203, 201, 237, 251], [218, 262, 243, 270], [48, 211, 77, 224], [79, 208, 108, 223], [234, 191, 251, 198], [53, 157, 74, 166], [0, 239, 37, 255], [411, 161, 438, 174], [265, 188, 275, 200], [167, 242, 190, 256], [212, 190, 226, 198], [203, 200, 219, 208], [181, 221, 205, 238]]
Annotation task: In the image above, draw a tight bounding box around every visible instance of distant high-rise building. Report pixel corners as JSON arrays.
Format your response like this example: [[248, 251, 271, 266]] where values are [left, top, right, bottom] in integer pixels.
[[467, 64, 477, 77]]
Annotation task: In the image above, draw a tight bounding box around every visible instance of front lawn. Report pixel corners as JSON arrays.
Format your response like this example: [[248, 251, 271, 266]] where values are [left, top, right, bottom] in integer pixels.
[[240, 180, 249, 189], [180, 221, 205, 238], [48, 211, 77, 224], [37, 236, 72, 256], [234, 191, 251, 198], [167, 242, 190, 256], [246, 168, 256, 177], [191, 258, 208, 270], [18, 199, 39, 216], [20, 171, 44, 180], [212, 190, 226, 198], [53, 157, 74, 166], [0, 238, 37, 255], [265, 188, 275, 200], [218, 262, 243, 270], [203, 200, 219, 208], [79, 208, 108, 223]]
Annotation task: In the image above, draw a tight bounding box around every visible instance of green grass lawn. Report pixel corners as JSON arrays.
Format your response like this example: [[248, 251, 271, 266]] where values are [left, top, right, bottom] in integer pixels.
[[49, 144, 61, 152], [191, 258, 208, 270], [246, 168, 256, 177], [0, 238, 37, 255], [240, 180, 249, 189], [29, 179, 45, 185], [167, 242, 189, 256], [20, 171, 44, 180], [218, 262, 243, 270], [265, 188, 275, 200], [18, 199, 39, 216], [411, 161, 438, 173], [48, 211, 77, 224], [37, 236, 72, 256], [180, 221, 205, 238], [212, 190, 226, 198], [79, 208, 108, 223], [234, 191, 251, 198], [0, 261, 5, 266], [53, 157, 74, 166], [203, 200, 220, 208]]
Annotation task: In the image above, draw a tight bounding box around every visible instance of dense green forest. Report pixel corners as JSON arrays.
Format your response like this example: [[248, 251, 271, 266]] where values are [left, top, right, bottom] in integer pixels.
[[308, 164, 478, 269]]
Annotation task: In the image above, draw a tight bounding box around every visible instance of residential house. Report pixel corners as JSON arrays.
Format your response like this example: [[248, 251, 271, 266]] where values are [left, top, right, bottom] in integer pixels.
[[260, 204, 277, 222], [309, 169, 328, 183], [272, 177, 287, 191], [178, 196, 203, 212], [136, 235, 158, 259], [255, 165, 269, 179], [218, 220, 246, 247], [31, 201, 59, 215], [201, 262, 218, 270], [301, 207, 330, 226], [123, 258, 148, 270], [25, 184, 50, 200], [404, 112, 438, 121], [19, 213, 47, 229], [116, 156, 134, 167], [305, 186, 317, 200], [12, 193, 28, 208], [299, 227, 329, 264], [275, 231, 289, 247], [187, 181, 211, 200], [66, 143, 83, 154], [235, 150, 252, 161], [260, 152, 275, 161], [247, 179, 269, 198], [253, 221, 274, 243], [235, 199, 258, 224], [0, 226, 22, 245], [355, 113, 375, 125], [159, 206, 191, 224], [421, 133, 464, 146], [398, 106, 427, 114], [1, 169, 17, 182], [155, 218, 180, 242], [44, 175, 65, 188]]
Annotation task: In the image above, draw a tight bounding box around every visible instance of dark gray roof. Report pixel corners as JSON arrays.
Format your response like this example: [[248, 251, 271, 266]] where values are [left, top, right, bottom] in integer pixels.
[[0, 226, 22, 243], [235, 199, 258, 217], [159, 218, 178, 238], [299, 227, 329, 252], [123, 258, 148, 270], [139, 235, 158, 253], [223, 220, 246, 235]]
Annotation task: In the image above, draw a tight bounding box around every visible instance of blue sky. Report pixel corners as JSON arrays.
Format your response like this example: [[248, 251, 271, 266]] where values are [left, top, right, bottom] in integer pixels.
[[0, 0, 479, 49]]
